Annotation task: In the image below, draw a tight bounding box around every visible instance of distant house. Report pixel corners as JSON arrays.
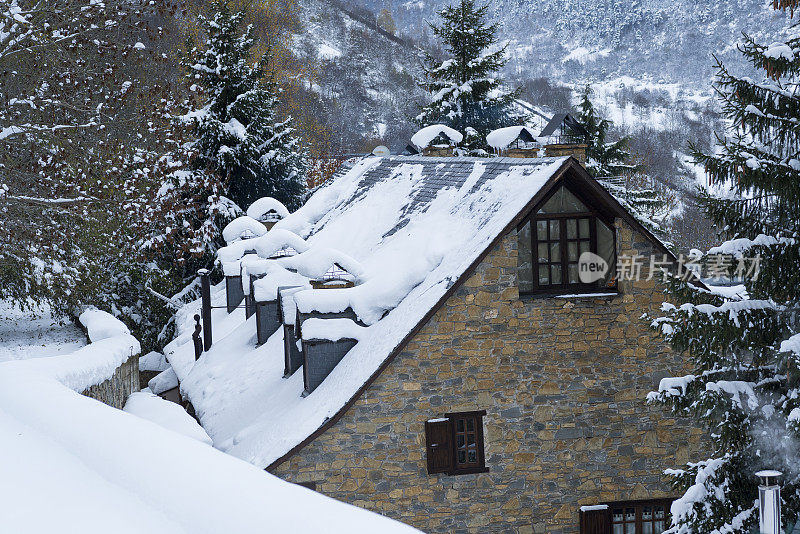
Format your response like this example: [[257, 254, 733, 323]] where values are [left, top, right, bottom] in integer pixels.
[[175, 155, 705, 534]]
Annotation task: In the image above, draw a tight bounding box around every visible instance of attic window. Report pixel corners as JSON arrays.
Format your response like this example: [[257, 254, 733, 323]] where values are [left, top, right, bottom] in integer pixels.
[[518, 185, 617, 294]]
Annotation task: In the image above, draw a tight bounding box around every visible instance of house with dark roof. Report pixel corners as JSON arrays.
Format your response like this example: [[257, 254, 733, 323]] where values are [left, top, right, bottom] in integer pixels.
[[166, 155, 705, 534]]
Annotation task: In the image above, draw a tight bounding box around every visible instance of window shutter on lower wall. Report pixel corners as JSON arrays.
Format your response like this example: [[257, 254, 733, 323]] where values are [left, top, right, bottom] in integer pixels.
[[579, 506, 610, 534], [425, 418, 454, 474]]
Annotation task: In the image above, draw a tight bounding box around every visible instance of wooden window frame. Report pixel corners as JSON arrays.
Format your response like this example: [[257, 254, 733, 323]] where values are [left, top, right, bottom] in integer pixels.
[[519, 183, 618, 296], [425, 410, 489, 476], [580, 499, 674, 534]]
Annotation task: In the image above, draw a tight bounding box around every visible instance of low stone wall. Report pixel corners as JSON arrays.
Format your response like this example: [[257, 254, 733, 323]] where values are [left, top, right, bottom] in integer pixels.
[[81, 352, 140, 409]]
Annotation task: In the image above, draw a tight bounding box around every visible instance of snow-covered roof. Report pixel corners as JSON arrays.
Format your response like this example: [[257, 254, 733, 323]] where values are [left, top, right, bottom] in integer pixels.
[[222, 216, 267, 243], [165, 155, 573, 469], [410, 124, 463, 149], [486, 125, 540, 150], [247, 197, 290, 221]]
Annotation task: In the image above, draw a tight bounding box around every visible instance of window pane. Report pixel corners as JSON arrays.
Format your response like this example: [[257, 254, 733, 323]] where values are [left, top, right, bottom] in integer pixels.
[[539, 265, 549, 285], [626, 508, 636, 521], [568, 264, 579, 284], [537, 220, 547, 240], [467, 433, 475, 445], [458, 450, 466, 463], [613, 525, 625, 534], [654, 507, 664, 519], [457, 419, 464, 432], [568, 242, 578, 261], [580, 241, 590, 255], [468, 449, 477, 462], [567, 218, 577, 239], [538, 243, 549, 262], [579, 218, 590, 238], [518, 221, 533, 293], [643, 506, 652, 520], [551, 265, 562, 285], [643, 524, 653, 534], [456, 435, 465, 447], [550, 242, 561, 263], [654, 521, 665, 533], [539, 186, 588, 213], [597, 218, 615, 287], [549, 219, 560, 240], [466, 418, 474, 431]]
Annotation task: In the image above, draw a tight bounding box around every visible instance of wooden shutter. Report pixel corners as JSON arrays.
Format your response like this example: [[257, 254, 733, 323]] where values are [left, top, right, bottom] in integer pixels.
[[425, 419, 453, 474], [579, 506, 610, 534]]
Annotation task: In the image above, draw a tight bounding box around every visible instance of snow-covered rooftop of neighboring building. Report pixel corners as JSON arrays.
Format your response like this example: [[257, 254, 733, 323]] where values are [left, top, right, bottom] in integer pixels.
[[165, 155, 569, 469], [410, 124, 463, 149], [486, 125, 541, 150], [0, 305, 420, 533]]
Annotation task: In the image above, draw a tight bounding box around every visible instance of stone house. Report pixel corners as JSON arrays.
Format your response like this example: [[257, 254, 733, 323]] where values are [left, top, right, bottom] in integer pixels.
[[187, 155, 704, 534]]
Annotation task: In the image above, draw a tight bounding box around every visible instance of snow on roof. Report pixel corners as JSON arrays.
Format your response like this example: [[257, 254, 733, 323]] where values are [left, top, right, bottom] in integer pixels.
[[253, 228, 310, 258], [410, 124, 463, 149], [486, 125, 540, 150], [277, 247, 365, 281], [247, 197, 290, 221], [0, 311, 419, 533], [166, 155, 569, 468], [222, 216, 268, 244], [301, 318, 367, 342]]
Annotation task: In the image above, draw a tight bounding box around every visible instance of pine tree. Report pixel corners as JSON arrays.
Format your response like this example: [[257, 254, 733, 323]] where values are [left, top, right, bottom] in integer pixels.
[[647, 15, 800, 534], [577, 85, 675, 242], [577, 85, 639, 178], [185, 0, 307, 211], [415, 0, 517, 152]]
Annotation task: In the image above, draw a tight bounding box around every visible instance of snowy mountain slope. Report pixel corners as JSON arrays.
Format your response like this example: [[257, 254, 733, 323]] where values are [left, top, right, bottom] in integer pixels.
[[362, 0, 792, 89], [289, 0, 426, 151]]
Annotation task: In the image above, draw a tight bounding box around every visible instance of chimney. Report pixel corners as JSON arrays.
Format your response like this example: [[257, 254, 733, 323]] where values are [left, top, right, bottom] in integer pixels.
[[756, 470, 782, 534], [543, 141, 588, 166]]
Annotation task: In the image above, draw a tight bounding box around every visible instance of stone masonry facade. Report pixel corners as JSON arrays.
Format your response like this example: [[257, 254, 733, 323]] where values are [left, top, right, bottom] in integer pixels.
[[272, 218, 705, 533], [82, 352, 140, 409]]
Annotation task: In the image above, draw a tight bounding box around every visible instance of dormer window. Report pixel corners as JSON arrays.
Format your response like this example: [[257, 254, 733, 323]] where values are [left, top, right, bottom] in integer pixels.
[[518, 185, 617, 294]]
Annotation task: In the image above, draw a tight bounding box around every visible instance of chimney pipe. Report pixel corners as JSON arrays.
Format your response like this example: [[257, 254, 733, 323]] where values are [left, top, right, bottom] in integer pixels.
[[756, 470, 782, 534]]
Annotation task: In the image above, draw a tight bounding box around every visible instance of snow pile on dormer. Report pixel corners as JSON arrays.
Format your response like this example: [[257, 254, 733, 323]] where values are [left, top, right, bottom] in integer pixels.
[[222, 216, 267, 243], [253, 228, 310, 258], [301, 318, 367, 342], [410, 124, 463, 150], [247, 197, 290, 222], [486, 125, 540, 150], [277, 247, 365, 282]]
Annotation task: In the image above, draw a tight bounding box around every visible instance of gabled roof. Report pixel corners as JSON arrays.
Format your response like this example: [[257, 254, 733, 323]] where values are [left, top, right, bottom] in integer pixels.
[[539, 112, 589, 139], [165, 155, 673, 471]]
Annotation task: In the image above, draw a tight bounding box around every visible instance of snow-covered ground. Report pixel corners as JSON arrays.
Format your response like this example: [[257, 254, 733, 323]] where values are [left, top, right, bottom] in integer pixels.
[[0, 300, 86, 362], [0, 303, 420, 533]]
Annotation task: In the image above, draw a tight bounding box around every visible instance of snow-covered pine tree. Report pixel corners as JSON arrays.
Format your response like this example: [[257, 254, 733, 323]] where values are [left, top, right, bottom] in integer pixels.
[[577, 85, 675, 242], [647, 15, 800, 534], [185, 0, 307, 211], [415, 0, 517, 152]]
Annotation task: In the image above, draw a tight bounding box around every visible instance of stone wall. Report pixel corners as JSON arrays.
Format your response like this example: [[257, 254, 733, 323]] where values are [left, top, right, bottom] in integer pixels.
[[272, 218, 705, 533], [82, 352, 140, 409]]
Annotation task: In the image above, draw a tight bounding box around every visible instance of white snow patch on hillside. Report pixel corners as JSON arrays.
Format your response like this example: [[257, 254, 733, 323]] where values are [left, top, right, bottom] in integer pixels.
[[562, 46, 610, 64]]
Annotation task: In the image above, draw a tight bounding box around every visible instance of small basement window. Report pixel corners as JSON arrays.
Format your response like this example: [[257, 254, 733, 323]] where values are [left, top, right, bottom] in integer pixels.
[[424, 411, 488, 476], [518, 184, 617, 295], [580, 499, 672, 534]]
